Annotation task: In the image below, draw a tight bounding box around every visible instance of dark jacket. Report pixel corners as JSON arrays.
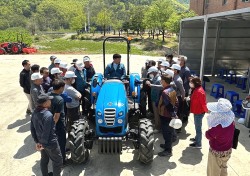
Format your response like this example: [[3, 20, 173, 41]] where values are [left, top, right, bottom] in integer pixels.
[[30, 107, 58, 148], [19, 69, 31, 94], [74, 69, 87, 92], [104, 63, 126, 80], [85, 66, 96, 82]]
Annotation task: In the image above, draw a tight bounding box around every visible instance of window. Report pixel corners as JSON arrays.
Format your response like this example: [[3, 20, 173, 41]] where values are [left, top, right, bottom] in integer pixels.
[[223, 0, 227, 5]]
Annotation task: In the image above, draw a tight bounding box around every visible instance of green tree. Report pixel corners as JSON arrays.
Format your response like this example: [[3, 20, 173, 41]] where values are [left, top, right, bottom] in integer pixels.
[[95, 8, 112, 36]]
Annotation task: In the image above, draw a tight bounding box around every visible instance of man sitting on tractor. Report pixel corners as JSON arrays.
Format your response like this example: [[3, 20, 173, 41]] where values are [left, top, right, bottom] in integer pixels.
[[104, 54, 126, 80]]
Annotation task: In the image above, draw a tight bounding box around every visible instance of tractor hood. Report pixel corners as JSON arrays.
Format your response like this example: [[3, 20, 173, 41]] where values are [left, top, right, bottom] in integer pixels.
[[96, 80, 127, 112]]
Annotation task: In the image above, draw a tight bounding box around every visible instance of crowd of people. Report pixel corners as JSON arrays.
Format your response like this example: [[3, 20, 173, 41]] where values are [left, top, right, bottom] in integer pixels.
[[19, 53, 236, 176]]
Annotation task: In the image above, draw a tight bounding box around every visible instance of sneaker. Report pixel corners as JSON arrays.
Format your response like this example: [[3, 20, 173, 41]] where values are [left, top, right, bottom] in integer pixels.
[[160, 144, 166, 149], [190, 138, 196, 142], [26, 109, 32, 115], [158, 150, 173, 157], [48, 172, 53, 176], [189, 143, 202, 149]]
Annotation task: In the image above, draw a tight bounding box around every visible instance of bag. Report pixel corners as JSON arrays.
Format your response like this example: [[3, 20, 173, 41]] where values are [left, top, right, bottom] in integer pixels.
[[232, 128, 240, 149]]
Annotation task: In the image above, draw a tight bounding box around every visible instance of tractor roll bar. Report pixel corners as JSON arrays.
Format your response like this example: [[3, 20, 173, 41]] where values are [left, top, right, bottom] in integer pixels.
[[103, 36, 131, 76]]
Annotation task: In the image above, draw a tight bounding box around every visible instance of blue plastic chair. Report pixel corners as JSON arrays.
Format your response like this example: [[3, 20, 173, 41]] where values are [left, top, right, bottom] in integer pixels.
[[225, 73, 237, 84], [225, 91, 239, 105], [218, 69, 227, 79], [236, 77, 247, 90], [234, 100, 246, 118], [210, 84, 224, 99]]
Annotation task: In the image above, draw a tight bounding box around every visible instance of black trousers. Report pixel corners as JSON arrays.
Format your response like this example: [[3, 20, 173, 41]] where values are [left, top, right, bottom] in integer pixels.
[[66, 106, 80, 132], [56, 128, 66, 162], [40, 143, 63, 176], [160, 116, 174, 152]]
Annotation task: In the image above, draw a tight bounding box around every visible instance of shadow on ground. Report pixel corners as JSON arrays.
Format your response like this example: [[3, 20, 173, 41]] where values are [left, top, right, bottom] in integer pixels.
[[13, 134, 36, 159], [179, 147, 203, 165], [7, 114, 31, 133]]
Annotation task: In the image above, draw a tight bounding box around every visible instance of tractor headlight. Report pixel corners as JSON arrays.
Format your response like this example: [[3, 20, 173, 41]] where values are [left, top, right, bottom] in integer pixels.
[[118, 111, 123, 116], [97, 119, 103, 124], [97, 111, 102, 116], [117, 119, 123, 124]]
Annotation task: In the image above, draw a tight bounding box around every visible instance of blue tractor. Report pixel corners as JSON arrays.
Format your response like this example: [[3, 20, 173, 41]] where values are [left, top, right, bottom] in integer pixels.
[[68, 37, 154, 164]]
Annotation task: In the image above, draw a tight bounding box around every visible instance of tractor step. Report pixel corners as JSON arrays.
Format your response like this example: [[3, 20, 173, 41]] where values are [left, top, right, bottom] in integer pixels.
[[98, 137, 122, 154]]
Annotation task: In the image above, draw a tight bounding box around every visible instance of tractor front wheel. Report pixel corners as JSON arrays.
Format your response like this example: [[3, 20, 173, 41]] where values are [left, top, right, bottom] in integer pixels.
[[11, 43, 21, 54], [138, 118, 154, 164], [69, 119, 90, 163]]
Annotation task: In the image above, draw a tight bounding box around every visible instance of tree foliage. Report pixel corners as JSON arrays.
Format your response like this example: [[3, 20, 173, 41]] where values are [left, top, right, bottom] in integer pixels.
[[0, 0, 196, 39]]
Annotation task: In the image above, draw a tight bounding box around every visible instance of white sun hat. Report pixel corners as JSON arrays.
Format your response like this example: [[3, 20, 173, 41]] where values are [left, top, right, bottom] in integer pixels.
[[54, 58, 61, 64], [31, 73, 43, 80], [51, 67, 62, 75], [59, 62, 68, 69], [163, 69, 174, 77], [207, 98, 235, 128], [64, 71, 77, 78], [157, 58, 165, 62], [169, 119, 182, 129], [147, 66, 158, 74], [160, 61, 170, 67], [75, 61, 84, 70], [83, 56, 91, 62], [170, 64, 181, 71]]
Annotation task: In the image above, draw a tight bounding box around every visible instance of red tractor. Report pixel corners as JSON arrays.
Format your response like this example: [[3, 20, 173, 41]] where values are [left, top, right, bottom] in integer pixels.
[[0, 34, 37, 55]]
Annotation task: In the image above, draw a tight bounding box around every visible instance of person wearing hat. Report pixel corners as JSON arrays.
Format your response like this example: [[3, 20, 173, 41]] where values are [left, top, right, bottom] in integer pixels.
[[48, 55, 57, 72], [189, 77, 208, 148], [30, 73, 45, 110], [165, 54, 176, 67], [83, 56, 96, 82], [19, 60, 33, 114], [50, 68, 63, 81], [54, 58, 61, 68], [206, 98, 235, 176], [30, 93, 63, 176], [64, 71, 82, 133], [160, 61, 170, 72], [104, 54, 126, 80], [40, 67, 52, 93], [74, 61, 88, 115], [68, 59, 78, 72], [157, 74, 178, 157], [50, 79, 69, 166], [146, 66, 162, 133], [157, 58, 165, 71], [171, 64, 185, 133], [59, 62, 68, 77]]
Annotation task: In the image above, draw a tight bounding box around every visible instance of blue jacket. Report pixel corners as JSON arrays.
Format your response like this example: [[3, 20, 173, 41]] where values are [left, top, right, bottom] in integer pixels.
[[30, 107, 58, 148], [74, 69, 87, 92], [104, 63, 126, 80]]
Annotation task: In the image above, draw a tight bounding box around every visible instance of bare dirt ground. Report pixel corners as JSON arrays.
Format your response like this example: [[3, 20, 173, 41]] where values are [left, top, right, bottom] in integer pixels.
[[0, 54, 250, 176]]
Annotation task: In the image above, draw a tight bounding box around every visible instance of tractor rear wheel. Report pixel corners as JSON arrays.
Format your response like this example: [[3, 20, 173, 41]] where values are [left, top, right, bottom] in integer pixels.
[[0, 48, 6, 55], [11, 43, 21, 54], [138, 118, 154, 164], [69, 119, 89, 163]]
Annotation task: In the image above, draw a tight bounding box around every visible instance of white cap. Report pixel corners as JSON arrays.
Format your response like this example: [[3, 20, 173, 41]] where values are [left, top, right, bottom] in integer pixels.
[[59, 62, 68, 69], [75, 61, 84, 70], [160, 61, 170, 67], [164, 69, 174, 77], [54, 58, 61, 64], [64, 71, 77, 78], [51, 67, 62, 75], [31, 73, 43, 80], [83, 56, 90, 62], [173, 57, 179, 63], [147, 66, 158, 74], [169, 119, 182, 129], [171, 64, 181, 71], [157, 58, 165, 62]]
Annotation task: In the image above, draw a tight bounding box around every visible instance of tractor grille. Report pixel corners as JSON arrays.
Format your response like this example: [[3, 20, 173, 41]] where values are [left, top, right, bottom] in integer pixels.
[[104, 108, 116, 126]]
